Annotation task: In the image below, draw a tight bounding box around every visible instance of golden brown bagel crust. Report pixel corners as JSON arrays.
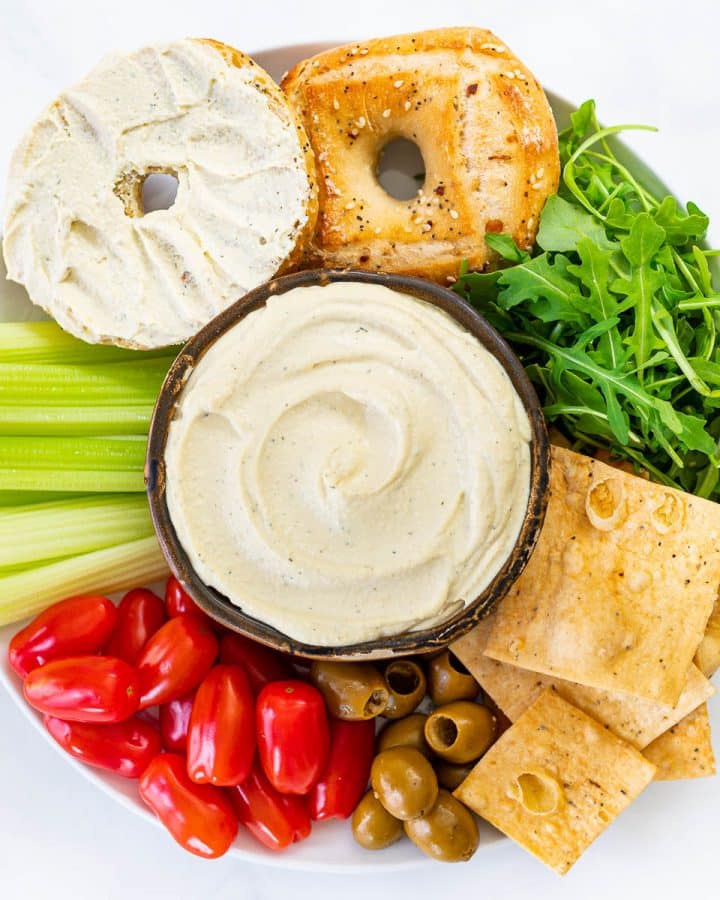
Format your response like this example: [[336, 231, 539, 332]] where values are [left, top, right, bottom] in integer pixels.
[[282, 28, 559, 282]]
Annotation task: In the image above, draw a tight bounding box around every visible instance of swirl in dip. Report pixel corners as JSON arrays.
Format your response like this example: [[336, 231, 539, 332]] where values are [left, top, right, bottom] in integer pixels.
[[164, 281, 531, 646]]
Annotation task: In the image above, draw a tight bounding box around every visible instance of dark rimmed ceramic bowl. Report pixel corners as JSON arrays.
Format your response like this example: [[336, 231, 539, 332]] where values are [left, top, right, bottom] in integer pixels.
[[146, 269, 549, 660]]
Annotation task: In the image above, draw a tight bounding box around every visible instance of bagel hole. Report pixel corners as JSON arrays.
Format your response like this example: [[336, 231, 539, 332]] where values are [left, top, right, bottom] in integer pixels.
[[141, 172, 179, 214], [376, 138, 425, 201], [429, 715, 458, 749], [386, 662, 421, 696]]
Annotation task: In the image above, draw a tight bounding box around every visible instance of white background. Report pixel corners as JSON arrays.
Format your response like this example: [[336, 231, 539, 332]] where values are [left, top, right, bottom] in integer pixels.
[[1, 0, 719, 897]]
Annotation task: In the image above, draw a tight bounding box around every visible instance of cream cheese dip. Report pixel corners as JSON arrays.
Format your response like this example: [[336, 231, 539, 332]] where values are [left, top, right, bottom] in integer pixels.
[[165, 281, 531, 646]]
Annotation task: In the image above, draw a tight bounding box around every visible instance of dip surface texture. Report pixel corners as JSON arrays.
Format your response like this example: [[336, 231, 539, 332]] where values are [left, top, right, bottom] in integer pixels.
[[2, 39, 313, 348], [165, 282, 531, 645]]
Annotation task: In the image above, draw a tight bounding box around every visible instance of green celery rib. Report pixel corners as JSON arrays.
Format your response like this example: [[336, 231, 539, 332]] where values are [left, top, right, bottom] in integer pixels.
[[0, 469, 144, 492], [0, 494, 155, 567], [0, 359, 173, 405], [0, 321, 179, 364], [0, 405, 152, 435], [0, 436, 147, 492], [0, 435, 146, 468], [0, 490, 84, 511], [0, 490, 86, 506], [0, 536, 169, 625]]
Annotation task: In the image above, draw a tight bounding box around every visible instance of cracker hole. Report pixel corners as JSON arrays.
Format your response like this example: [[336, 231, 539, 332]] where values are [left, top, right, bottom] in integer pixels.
[[515, 772, 563, 815], [651, 492, 684, 534], [586, 477, 626, 531], [142, 172, 179, 214], [376, 138, 425, 200]]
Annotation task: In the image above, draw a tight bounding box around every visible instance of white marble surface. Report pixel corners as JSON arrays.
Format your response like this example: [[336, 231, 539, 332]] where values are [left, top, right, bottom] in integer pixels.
[[1, 0, 719, 897]]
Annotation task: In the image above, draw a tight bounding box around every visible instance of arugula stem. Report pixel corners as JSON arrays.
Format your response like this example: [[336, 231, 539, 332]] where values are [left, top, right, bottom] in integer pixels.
[[564, 125, 658, 218], [543, 404, 643, 444], [584, 150, 660, 210], [504, 331, 657, 412], [672, 249, 702, 294], [678, 296, 720, 311]]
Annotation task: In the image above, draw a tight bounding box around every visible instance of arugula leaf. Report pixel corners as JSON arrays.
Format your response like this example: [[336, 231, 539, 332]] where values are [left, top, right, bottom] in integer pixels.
[[652, 197, 708, 245], [537, 195, 615, 252], [621, 214, 666, 267], [558, 99, 596, 160], [616, 215, 666, 378], [455, 101, 720, 502], [494, 253, 588, 325], [485, 233, 529, 263], [567, 238, 623, 367]]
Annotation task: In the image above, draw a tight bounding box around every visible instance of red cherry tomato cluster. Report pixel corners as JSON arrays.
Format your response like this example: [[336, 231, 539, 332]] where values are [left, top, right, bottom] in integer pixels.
[[8, 578, 375, 859]]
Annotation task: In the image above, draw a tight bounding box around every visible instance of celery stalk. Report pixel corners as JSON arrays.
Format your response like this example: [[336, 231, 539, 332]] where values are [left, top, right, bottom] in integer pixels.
[[0, 469, 145, 492], [0, 536, 169, 625], [0, 360, 172, 405], [0, 322, 177, 624], [0, 435, 146, 468], [0, 490, 86, 506], [0, 405, 152, 435], [0, 436, 147, 492], [0, 321, 179, 364], [0, 495, 155, 566]]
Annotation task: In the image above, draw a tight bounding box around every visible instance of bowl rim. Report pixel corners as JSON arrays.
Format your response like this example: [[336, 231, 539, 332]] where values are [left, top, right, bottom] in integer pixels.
[[145, 268, 550, 660]]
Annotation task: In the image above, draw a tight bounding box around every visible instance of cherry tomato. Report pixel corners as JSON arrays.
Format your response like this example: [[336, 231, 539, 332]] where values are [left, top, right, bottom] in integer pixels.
[[159, 691, 196, 753], [219, 633, 294, 694], [136, 614, 218, 709], [231, 763, 311, 851], [256, 680, 329, 795], [9, 594, 117, 678], [308, 718, 375, 820], [139, 753, 238, 858], [165, 576, 218, 629], [24, 656, 140, 723], [105, 588, 166, 665], [187, 665, 255, 786], [44, 714, 161, 778]]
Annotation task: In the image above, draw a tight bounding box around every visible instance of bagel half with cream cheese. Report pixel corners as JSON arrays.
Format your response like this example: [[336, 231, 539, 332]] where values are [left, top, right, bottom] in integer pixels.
[[282, 28, 559, 281], [3, 39, 318, 348]]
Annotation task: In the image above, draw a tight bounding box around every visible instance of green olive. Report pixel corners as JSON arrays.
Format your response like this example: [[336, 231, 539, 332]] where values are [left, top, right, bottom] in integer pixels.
[[377, 713, 432, 758], [382, 660, 427, 719], [434, 760, 475, 791], [428, 650, 479, 705], [351, 790, 404, 850], [404, 790, 479, 862], [371, 747, 439, 821], [424, 701, 496, 764], [310, 660, 388, 720]]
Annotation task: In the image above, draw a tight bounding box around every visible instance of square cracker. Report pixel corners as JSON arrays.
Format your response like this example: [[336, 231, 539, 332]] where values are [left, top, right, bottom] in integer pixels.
[[452, 618, 715, 749], [454, 689, 656, 875], [643, 704, 716, 780], [695, 594, 720, 678], [484, 446, 720, 705]]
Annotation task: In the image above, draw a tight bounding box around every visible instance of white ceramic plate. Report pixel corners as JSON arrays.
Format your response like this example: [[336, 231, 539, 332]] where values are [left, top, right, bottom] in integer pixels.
[[0, 40, 677, 871]]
